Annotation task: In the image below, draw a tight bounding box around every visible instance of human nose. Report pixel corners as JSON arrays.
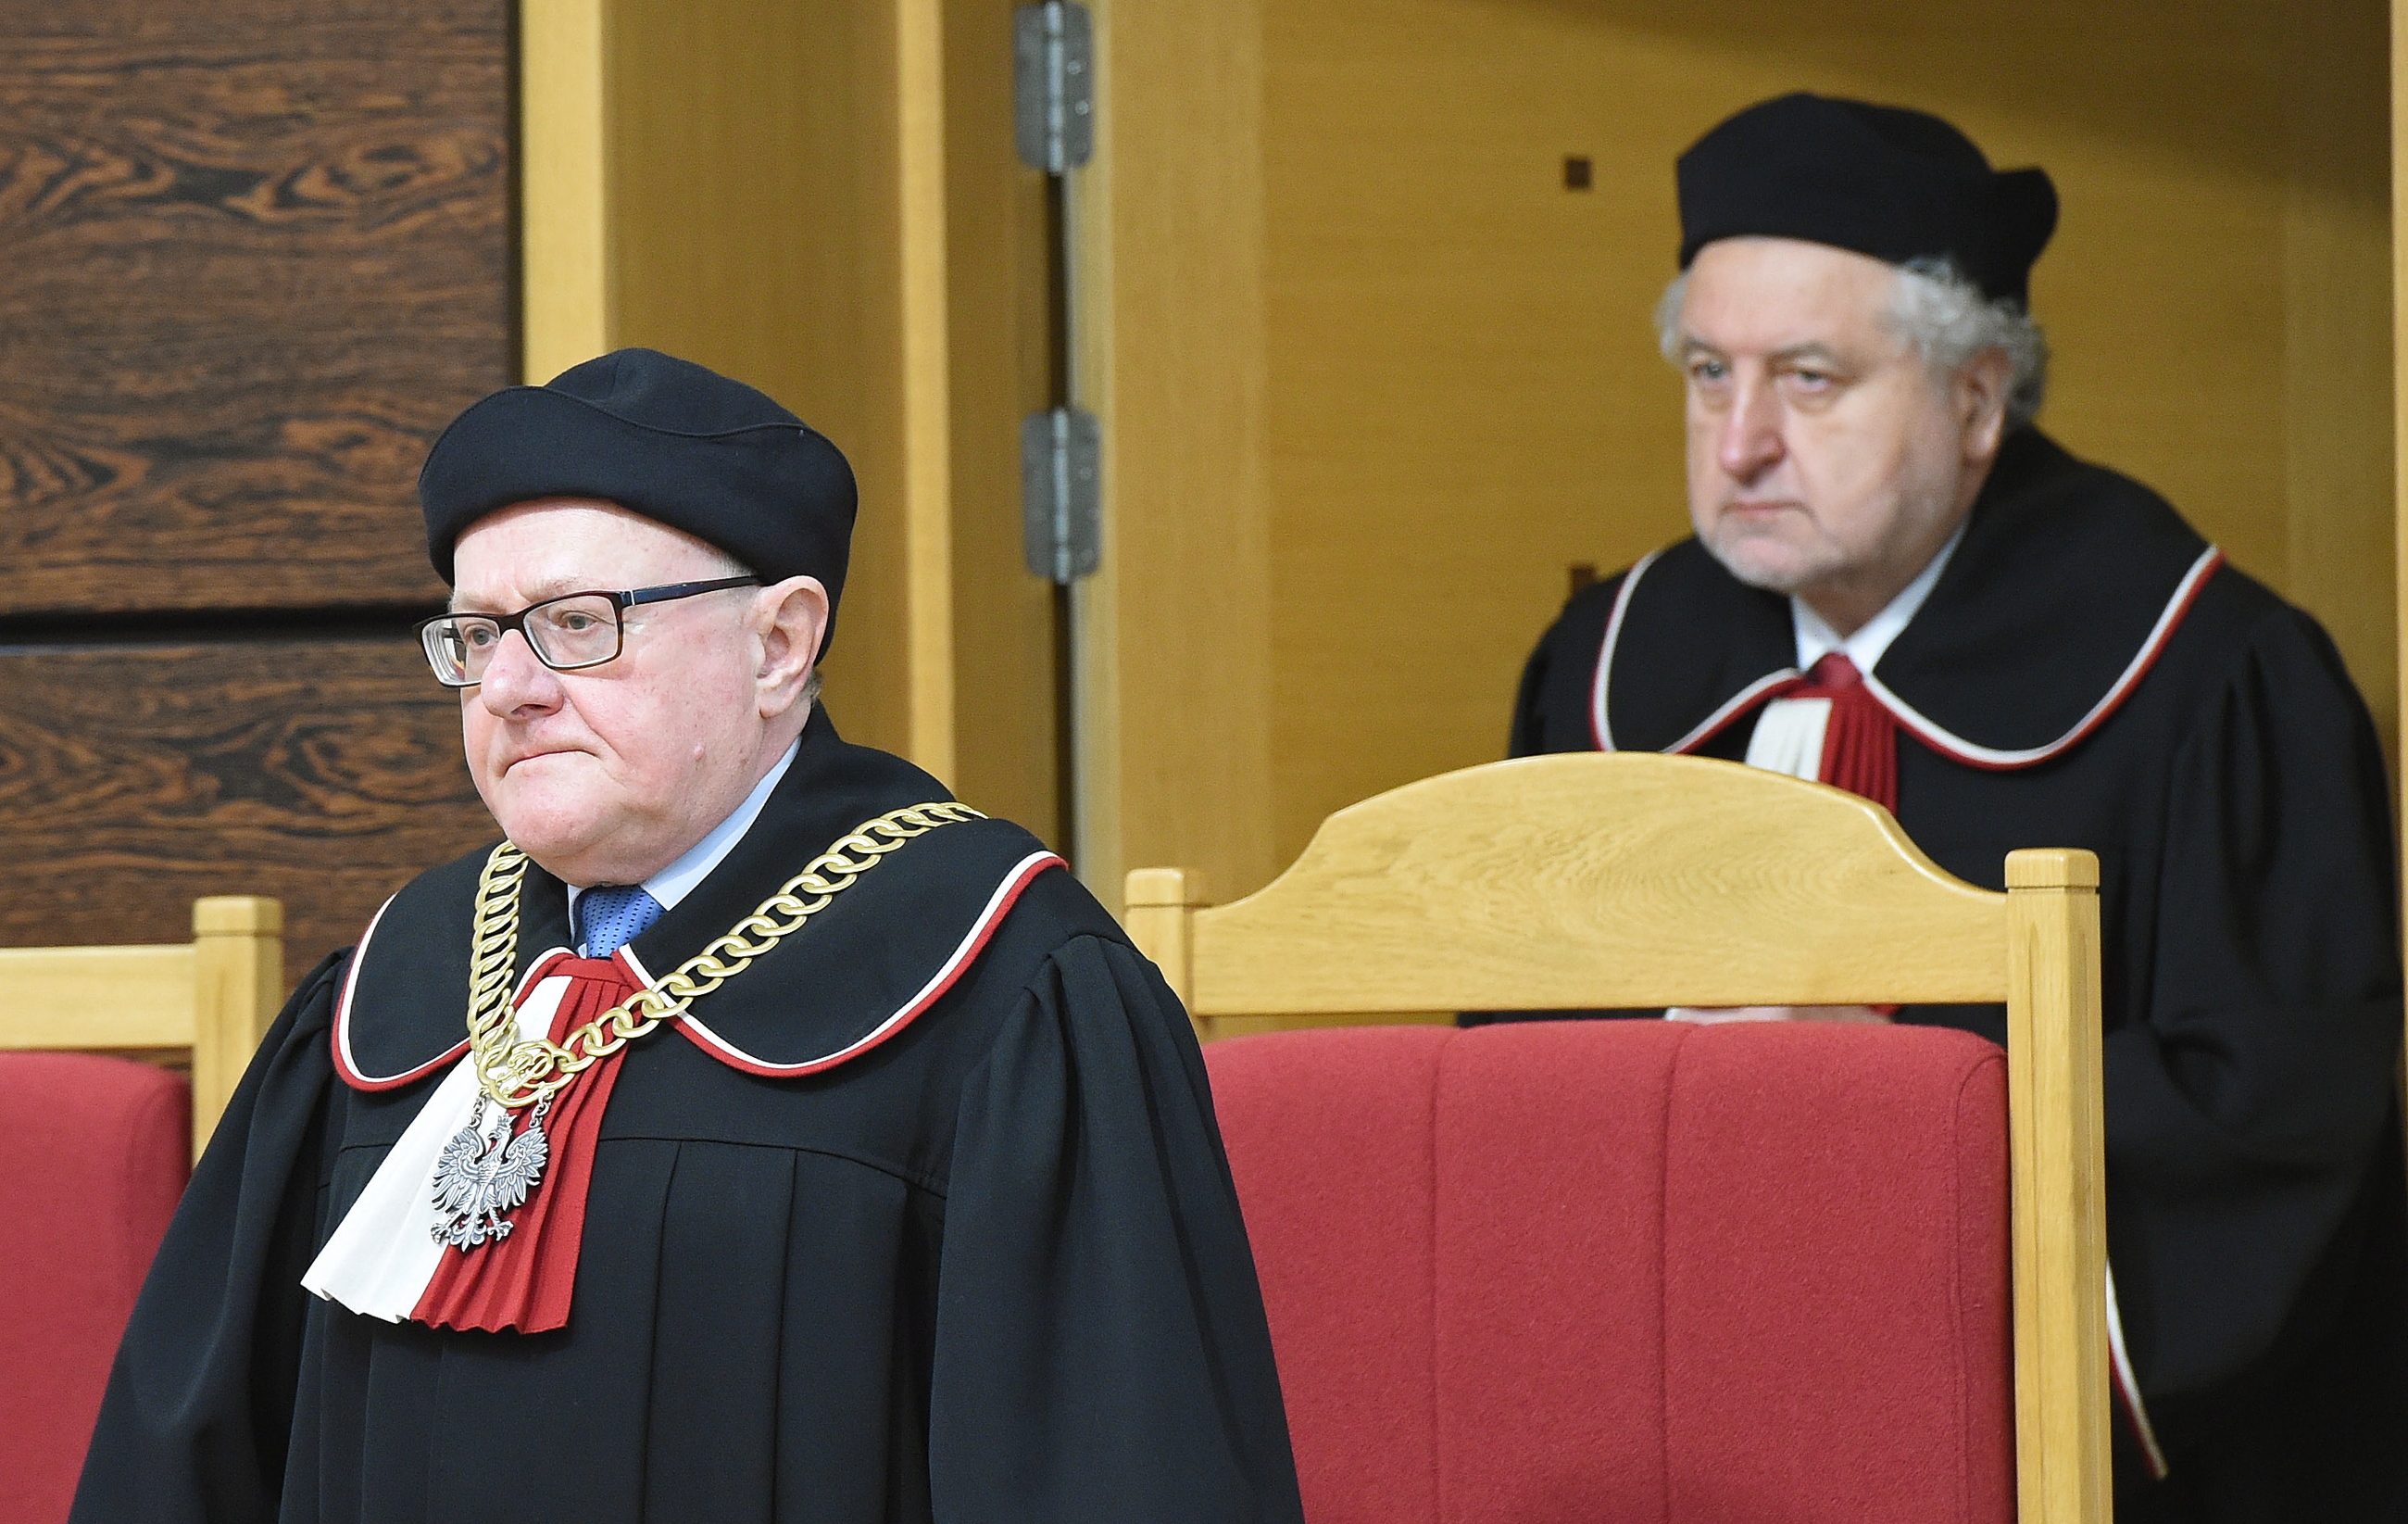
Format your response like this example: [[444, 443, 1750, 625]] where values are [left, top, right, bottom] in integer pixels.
[[1715, 370, 1786, 484], [475, 629, 565, 719]]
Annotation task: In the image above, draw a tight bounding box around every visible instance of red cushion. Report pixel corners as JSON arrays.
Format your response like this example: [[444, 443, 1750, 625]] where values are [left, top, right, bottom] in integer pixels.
[[0, 1053, 191, 1524], [1208, 1021, 2011, 1524]]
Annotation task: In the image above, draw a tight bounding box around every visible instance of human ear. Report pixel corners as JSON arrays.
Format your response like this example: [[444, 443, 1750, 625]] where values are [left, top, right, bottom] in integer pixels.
[[751, 575, 829, 718], [1956, 347, 2013, 461]]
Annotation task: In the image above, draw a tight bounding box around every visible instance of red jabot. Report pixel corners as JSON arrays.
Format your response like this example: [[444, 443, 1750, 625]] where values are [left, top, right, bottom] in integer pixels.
[[1788, 652, 1898, 814], [412, 956, 639, 1333]]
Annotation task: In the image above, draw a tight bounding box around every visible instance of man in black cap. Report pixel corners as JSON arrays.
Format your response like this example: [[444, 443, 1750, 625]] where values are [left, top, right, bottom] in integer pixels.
[[73, 349, 1307, 1524], [1506, 95, 2405, 1518]]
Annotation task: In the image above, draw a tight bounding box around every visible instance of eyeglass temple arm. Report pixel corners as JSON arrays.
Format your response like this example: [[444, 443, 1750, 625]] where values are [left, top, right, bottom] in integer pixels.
[[621, 575, 762, 608]]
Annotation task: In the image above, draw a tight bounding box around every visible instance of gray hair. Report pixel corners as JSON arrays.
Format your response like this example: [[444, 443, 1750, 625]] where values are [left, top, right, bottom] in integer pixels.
[[1655, 254, 2050, 429]]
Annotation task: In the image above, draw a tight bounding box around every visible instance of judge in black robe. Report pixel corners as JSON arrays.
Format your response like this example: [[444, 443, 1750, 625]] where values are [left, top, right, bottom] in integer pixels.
[[1510, 429, 2408, 1518], [71, 350, 1305, 1524], [1503, 94, 2407, 1519]]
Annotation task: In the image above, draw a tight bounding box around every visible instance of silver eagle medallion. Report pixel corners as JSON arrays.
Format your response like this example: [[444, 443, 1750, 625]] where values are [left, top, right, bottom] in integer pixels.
[[430, 1097, 550, 1250]]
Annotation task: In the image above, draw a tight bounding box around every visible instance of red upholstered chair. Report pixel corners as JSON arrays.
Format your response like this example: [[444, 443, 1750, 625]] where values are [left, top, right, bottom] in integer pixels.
[[0, 1052, 189, 1524], [0, 898, 283, 1524], [1127, 752, 2107, 1524]]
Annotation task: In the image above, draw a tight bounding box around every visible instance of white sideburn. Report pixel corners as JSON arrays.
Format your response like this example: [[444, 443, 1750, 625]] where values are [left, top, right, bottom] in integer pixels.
[[1743, 698, 1832, 782], [302, 974, 575, 1320]]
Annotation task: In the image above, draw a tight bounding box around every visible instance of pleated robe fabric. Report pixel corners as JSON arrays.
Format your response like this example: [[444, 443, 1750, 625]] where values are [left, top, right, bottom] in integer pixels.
[[1505, 428, 2408, 1521], [70, 712, 1306, 1524]]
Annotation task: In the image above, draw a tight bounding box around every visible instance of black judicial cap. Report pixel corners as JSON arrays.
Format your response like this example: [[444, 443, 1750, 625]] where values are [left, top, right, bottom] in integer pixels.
[[1675, 93, 2058, 304], [419, 347, 858, 639]]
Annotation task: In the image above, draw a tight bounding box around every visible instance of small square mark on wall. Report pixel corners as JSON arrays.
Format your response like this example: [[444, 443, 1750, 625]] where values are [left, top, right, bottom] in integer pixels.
[[1563, 156, 1592, 191]]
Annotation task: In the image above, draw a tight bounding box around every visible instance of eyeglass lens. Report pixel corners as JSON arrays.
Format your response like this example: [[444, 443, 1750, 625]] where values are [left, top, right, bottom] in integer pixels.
[[422, 594, 622, 685]]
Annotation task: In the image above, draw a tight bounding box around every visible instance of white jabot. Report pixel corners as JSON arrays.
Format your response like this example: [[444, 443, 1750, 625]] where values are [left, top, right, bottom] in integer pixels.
[[566, 736, 802, 924], [1790, 517, 1969, 674]]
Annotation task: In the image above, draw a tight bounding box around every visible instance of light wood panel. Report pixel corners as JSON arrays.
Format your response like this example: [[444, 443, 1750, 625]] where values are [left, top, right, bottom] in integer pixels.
[[942, 0, 1062, 843], [1074, 0, 1275, 908], [899, 0, 958, 784], [520, 0, 609, 381]]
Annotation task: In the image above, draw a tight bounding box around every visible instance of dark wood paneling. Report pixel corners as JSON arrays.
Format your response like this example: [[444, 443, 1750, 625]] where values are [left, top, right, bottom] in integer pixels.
[[0, 2, 511, 614], [0, 638, 495, 972]]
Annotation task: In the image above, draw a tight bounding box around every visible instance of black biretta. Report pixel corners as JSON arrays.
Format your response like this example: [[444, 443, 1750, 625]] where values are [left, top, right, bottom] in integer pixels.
[[419, 347, 858, 646], [1675, 92, 2058, 304]]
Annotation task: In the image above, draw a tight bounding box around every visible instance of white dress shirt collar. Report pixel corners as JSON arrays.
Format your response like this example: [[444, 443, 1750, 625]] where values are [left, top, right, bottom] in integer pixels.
[[567, 736, 802, 924], [1791, 517, 1969, 675]]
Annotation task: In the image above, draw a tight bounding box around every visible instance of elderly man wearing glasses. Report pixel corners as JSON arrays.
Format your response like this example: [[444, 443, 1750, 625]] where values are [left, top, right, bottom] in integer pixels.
[[73, 348, 1305, 1524]]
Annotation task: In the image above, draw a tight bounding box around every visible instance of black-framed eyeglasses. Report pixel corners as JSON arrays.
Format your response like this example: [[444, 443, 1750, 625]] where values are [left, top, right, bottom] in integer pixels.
[[418, 575, 761, 687]]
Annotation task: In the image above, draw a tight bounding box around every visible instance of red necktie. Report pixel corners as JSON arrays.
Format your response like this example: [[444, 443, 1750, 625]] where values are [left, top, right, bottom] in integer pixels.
[[1787, 652, 1898, 814]]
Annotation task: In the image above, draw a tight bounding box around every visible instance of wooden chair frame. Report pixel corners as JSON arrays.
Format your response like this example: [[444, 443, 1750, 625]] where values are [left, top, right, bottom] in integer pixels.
[[1127, 752, 2108, 1524], [0, 897, 284, 1161]]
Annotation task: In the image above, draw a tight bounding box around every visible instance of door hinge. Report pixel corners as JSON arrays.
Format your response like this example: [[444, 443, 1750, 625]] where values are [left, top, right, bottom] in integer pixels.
[[1022, 405, 1100, 584], [1013, 1, 1093, 174]]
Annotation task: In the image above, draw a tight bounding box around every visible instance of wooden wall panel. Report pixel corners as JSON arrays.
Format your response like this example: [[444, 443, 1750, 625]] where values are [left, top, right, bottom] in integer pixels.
[[1075, 0, 1277, 911], [0, 639, 495, 973], [0, 0, 514, 977], [0, 1, 509, 614]]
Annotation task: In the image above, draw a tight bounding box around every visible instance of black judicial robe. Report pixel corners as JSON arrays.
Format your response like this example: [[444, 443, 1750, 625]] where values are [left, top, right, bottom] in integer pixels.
[[72, 710, 1306, 1524], [1508, 429, 2407, 1520]]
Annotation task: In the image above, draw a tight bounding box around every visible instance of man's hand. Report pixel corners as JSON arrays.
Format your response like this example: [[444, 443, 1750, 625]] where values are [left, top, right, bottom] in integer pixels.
[[1665, 1005, 1896, 1024]]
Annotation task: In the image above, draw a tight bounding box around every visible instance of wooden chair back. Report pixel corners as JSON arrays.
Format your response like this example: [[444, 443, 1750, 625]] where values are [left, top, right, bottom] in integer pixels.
[[0, 896, 284, 1160], [1126, 751, 2108, 1524]]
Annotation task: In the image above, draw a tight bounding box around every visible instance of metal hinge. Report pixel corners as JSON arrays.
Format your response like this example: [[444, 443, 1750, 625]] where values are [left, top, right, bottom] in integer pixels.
[[1022, 406, 1099, 584], [1013, 2, 1093, 173]]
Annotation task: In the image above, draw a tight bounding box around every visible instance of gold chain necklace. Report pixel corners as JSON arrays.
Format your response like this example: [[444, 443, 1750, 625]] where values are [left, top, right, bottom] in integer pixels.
[[462, 801, 985, 1111]]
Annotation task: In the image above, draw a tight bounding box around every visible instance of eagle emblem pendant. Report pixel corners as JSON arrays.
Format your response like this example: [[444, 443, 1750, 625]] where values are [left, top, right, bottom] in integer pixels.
[[431, 1096, 551, 1250]]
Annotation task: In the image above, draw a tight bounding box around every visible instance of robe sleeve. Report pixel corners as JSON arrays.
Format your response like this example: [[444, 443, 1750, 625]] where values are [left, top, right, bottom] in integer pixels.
[[2109, 606, 2403, 1442], [930, 933, 1306, 1524], [70, 953, 346, 1524]]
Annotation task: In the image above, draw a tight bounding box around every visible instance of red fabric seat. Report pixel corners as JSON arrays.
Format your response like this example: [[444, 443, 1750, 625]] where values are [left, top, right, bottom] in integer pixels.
[[0, 1052, 191, 1524], [1207, 1019, 2012, 1524]]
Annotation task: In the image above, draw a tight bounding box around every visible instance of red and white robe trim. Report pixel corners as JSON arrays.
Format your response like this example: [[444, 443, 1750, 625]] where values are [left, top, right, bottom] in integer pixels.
[[305, 850, 1067, 1332], [665, 850, 1064, 1076], [1588, 546, 2225, 770], [2107, 1264, 2171, 1480], [329, 891, 470, 1091]]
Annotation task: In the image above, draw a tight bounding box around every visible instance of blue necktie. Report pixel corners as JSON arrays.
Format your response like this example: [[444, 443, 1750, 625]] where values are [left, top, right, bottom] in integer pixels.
[[578, 885, 665, 958]]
